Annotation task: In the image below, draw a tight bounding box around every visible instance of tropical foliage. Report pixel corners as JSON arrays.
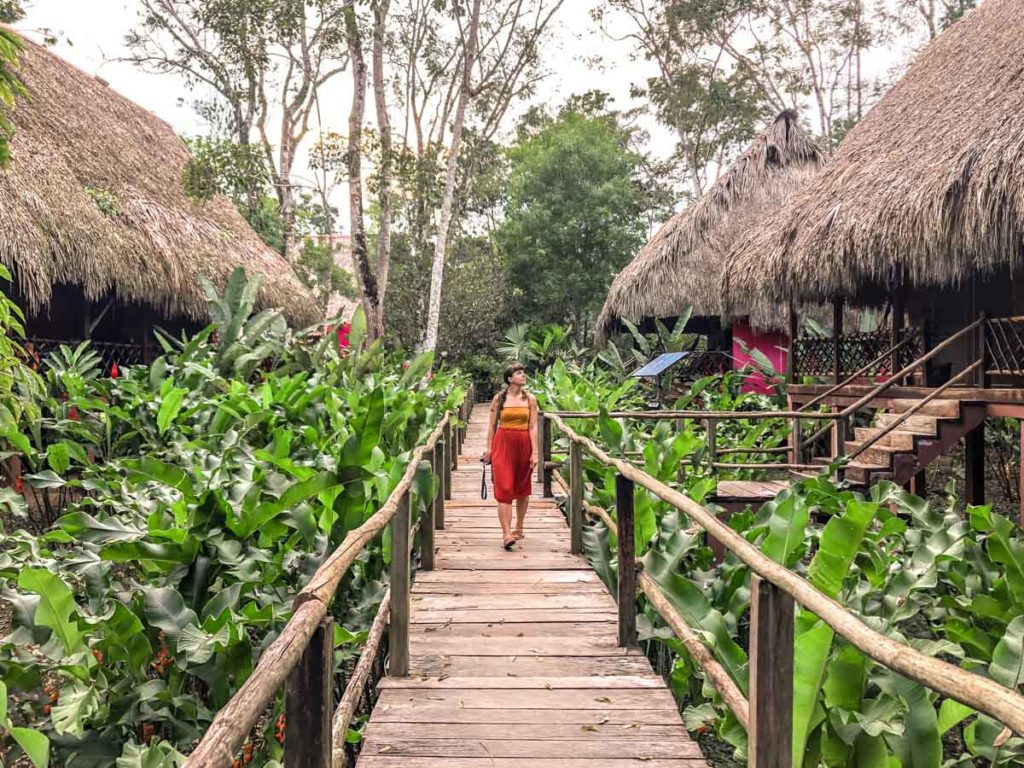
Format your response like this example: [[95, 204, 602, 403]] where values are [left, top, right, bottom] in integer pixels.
[[537, 363, 1024, 767], [0, 270, 464, 766]]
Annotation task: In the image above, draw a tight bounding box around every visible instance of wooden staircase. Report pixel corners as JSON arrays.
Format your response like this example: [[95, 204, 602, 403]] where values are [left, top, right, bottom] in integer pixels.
[[808, 397, 985, 487]]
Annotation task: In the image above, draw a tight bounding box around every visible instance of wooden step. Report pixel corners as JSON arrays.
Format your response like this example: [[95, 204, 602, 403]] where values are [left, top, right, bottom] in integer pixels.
[[889, 399, 960, 418], [843, 462, 893, 485], [853, 427, 916, 451], [875, 412, 939, 436], [844, 441, 900, 467]]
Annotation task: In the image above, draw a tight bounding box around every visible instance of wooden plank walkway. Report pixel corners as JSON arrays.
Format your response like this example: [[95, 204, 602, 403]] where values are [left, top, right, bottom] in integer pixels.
[[357, 412, 707, 767]]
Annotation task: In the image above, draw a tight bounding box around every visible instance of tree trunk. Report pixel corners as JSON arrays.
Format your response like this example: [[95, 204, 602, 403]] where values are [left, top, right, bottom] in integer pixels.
[[344, 0, 384, 340], [421, 0, 481, 353], [372, 0, 393, 333]]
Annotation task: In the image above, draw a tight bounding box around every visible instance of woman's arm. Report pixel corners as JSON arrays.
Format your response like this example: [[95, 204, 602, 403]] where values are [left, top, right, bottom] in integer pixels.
[[529, 394, 540, 469], [483, 394, 500, 462]]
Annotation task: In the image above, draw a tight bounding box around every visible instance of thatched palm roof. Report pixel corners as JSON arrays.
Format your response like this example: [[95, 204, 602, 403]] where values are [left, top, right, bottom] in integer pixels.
[[595, 110, 825, 344], [723, 0, 1023, 314], [0, 32, 318, 327]]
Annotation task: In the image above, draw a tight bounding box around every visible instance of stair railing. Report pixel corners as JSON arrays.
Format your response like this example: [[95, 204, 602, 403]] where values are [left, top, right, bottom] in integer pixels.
[[791, 336, 913, 462], [831, 316, 985, 466], [844, 360, 982, 463]]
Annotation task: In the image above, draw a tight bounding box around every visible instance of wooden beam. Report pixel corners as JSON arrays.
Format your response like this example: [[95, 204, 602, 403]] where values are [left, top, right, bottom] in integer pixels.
[[964, 422, 985, 508], [787, 302, 798, 384], [542, 415, 553, 498], [433, 443, 446, 530], [285, 618, 334, 768], [749, 576, 794, 768], [569, 441, 583, 555], [420, 459, 435, 571], [388, 493, 411, 676], [891, 291, 904, 381], [615, 474, 637, 648], [832, 297, 844, 386]]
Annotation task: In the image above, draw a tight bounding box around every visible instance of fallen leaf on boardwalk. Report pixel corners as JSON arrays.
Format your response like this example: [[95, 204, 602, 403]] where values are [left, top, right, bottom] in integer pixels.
[[623, 723, 640, 729], [506, 672, 517, 677], [581, 724, 600, 732], [377, 745, 392, 754], [427, 696, 444, 700], [510, 655, 517, 662], [595, 696, 612, 703], [458, 698, 465, 709], [380, 704, 392, 711], [516, 632, 525, 637], [438, 674, 449, 681], [544, 683, 552, 690], [598, 717, 610, 725]]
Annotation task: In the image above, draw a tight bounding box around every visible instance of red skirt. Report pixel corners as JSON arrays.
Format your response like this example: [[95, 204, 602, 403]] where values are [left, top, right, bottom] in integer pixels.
[[492, 427, 533, 503]]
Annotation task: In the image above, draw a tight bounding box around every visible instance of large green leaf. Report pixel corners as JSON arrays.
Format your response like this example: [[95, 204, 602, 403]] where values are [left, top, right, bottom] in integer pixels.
[[990, 615, 1024, 689], [157, 386, 187, 434], [7, 726, 49, 768], [142, 586, 198, 646], [17, 568, 83, 653], [50, 683, 100, 737]]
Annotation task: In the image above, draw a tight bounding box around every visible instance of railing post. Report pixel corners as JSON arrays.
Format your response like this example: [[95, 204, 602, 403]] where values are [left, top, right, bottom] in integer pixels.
[[433, 443, 445, 530], [787, 302, 798, 384], [615, 474, 637, 648], [442, 423, 453, 501], [569, 441, 584, 555], [285, 617, 334, 768], [536, 412, 547, 484], [451, 415, 460, 471], [420, 459, 435, 571], [833, 414, 848, 482], [388, 492, 411, 676], [976, 313, 988, 388], [749, 575, 794, 768], [705, 418, 718, 469], [790, 416, 803, 466], [542, 413, 553, 498], [832, 297, 844, 385]]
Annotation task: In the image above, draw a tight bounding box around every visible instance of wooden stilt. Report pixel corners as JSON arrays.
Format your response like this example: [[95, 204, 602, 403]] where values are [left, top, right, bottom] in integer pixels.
[[965, 422, 985, 507]]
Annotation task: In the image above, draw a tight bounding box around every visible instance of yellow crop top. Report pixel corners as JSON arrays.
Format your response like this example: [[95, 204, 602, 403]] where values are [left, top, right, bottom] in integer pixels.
[[499, 405, 530, 430]]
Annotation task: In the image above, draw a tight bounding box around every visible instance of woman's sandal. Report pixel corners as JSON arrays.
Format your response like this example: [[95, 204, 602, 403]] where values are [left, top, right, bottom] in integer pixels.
[[502, 536, 516, 551], [512, 530, 525, 540]]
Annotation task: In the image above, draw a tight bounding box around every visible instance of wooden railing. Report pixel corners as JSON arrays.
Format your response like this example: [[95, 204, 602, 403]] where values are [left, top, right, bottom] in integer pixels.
[[793, 328, 921, 379], [549, 413, 1024, 766], [985, 315, 1024, 377], [185, 392, 475, 768], [539, 318, 987, 481]]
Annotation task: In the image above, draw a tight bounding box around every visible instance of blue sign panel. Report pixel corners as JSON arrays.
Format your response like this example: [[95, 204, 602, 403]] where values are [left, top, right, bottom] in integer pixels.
[[631, 352, 688, 378]]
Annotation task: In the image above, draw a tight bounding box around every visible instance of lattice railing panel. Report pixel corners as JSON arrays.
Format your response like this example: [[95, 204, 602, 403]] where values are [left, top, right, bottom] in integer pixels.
[[22, 337, 155, 375], [985, 317, 1024, 374], [794, 330, 921, 378]]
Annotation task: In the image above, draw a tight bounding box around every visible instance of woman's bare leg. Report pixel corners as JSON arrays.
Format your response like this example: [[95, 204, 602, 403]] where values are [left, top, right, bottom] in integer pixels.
[[497, 502, 515, 546], [513, 496, 529, 538]]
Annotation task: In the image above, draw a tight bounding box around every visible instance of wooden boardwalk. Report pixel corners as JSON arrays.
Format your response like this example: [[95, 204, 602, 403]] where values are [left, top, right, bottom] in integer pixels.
[[357, 413, 707, 767]]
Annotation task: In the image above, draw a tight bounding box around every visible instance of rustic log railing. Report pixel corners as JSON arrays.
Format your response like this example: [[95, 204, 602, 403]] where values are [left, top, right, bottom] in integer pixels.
[[185, 391, 474, 768], [549, 413, 1024, 766]]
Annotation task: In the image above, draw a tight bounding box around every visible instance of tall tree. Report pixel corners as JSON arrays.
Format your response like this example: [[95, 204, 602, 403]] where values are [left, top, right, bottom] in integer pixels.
[[421, 0, 481, 353], [419, 0, 565, 352], [498, 105, 649, 344], [125, 0, 348, 260]]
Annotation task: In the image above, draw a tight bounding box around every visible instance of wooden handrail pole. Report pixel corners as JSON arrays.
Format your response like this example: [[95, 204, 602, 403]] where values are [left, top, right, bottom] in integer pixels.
[[787, 302, 798, 384], [388, 493, 411, 676], [615, 473, 637, 648], [442, 423, 453, 501], [419, 460, 435, 571], [451, 413, 460, 471], [976, 312, 988, 388], [705, 418, 718, 469], [433, 443, 445, 530], [542, 413, 553, 498], [749, 575, 794, 768], [569, 441, 583, 555], [285, 617, 334, 768]]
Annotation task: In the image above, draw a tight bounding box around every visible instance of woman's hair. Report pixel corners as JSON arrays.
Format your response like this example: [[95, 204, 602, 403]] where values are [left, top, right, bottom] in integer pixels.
[[496, 362, 526, 419]]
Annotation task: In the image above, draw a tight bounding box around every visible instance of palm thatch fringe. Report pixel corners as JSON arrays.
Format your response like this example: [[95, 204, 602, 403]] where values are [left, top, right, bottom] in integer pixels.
[[0, 30, 318, 327], [723, 0, 1024, 316], [595, 110, 825, 344]]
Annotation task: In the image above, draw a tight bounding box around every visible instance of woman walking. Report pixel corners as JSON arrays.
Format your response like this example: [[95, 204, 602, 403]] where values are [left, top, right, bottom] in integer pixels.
[[482, 363, 539, 550]]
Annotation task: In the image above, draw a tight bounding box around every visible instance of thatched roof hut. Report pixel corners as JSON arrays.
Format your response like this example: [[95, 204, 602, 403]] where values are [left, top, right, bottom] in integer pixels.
[[723, 0, 1023, 315], [0, 32, 318, 328], [595, 110, 825, 344]]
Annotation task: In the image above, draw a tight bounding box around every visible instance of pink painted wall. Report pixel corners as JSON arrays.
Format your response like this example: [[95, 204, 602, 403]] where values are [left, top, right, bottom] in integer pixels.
[[731, 319, 787, 393]]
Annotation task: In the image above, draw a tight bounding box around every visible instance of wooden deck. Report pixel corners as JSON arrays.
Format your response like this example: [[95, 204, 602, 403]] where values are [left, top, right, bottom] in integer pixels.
[[357, 413, 707, 767]]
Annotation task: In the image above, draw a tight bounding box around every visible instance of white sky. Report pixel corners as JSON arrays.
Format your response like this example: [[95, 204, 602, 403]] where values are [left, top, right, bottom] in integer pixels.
[[14, 0, 676, 227], [13, 1, 927, 230]]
